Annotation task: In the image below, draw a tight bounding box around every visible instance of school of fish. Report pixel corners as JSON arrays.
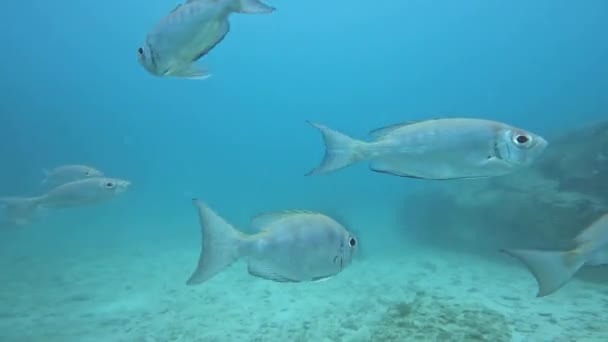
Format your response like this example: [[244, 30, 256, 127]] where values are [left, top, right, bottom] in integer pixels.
[[3, 0, 602, 300]]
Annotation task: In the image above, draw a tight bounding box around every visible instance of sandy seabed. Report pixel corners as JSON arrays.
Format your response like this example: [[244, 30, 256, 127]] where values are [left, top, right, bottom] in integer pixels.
[[1, 240, 607, 342]]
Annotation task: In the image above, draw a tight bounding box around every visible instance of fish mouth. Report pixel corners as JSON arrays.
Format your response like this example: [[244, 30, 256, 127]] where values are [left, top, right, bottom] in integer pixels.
[[538, 137, 549, 151], [118, 181, 132, 190]]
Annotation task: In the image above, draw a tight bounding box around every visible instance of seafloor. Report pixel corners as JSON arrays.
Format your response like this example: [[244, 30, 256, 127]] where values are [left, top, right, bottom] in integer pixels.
[[1, 233, 607, 342]]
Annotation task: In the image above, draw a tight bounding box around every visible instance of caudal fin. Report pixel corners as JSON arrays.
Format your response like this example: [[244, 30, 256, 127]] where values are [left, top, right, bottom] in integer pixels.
[[41, 169, 49, 185], [187, 199, 247, 285], [0, 196, 44, 227], [306, 121, 368, 176], [234, 0, 275, 14], [501, 248, 586, 297]]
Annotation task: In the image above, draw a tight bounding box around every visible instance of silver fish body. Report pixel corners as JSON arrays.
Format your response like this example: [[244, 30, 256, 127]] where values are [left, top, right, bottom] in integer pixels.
[[138, 0, 275, 79], [0, 178, 129, 227], [187, 200, 358, 285], [42, 164, 104, 186], [307, 118, 548, 179], [503, 213, 608, 297], [39, 177, 131, 208]]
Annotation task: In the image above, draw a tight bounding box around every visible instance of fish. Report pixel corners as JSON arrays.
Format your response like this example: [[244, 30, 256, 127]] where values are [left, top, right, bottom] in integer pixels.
[[138, 0, 275, 79], [0, 196, 44, 227], [38, 177, 131, 208], [186, 199, 358, 285], [502, 213, 608, 297], [42, 164, 104, 186], [0, 177, 130, 224], [306, 118, 548, 180]]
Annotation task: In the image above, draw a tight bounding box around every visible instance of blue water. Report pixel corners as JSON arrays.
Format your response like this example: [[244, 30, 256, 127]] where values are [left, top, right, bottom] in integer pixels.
[[1, 0, 607, 341]]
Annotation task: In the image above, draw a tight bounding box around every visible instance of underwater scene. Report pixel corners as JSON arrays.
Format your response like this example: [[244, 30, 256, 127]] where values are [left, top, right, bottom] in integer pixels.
[[1, 0, 607, 341]]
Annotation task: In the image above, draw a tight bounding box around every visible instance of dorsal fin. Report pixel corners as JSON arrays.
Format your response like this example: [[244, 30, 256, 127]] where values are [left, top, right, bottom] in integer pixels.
[[369, 118, 448, 139], [251, 210, 320, 231], [369, 121, 419, 139], [170, 4, 182, 13], [574, 214, 608, 246]]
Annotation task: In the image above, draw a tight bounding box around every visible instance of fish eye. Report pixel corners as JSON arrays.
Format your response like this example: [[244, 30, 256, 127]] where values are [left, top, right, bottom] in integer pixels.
[[85, 171, 90, 176], [349, 237, 357, 247], [138, 47, 144, 55], [513, 133, 532, 146], [105, 182, 115, 188]]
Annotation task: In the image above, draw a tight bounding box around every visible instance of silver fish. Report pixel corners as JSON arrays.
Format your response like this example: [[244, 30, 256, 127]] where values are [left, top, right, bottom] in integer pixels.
[[42, 164, 104, 186], [0, 178, 130, 227], [39, 177, 131, 208], [307, 118, 548, 179], [0, 196, 43, 227], [502, 214, 608, 297], [187, 199, 358, 285], [138, 0, 275, 79]]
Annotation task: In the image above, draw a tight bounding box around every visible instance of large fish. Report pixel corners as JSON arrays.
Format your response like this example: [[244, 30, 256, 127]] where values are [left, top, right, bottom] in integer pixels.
[[502, 214, 608, 297], [307, 118, 548, 179], [137, 0, 275, 79], [187, 199, 358, 285], [42, 164, 104, 186]]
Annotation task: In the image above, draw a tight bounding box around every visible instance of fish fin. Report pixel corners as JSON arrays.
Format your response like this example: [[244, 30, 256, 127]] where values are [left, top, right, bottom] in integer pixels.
[[312, 275, 333, 282], [251, 210, 320, 231], [170, 4, 182, 13], [186, 199, 247, 285], [0, 196, 44, 223], [481, 156, 514, 171], [368, 159, 426, 179], [369, 118, 448, 139], [41, 168, 50, 184], [191, 21, 230, 62], [501, 248, 587, 297], [369, 121, 419, 139], [233, 0, 276, 14], [369, 159, 491, 180], [574, 214, 608, 247], [368, 159, 433, 179], [168, 64, 211, 80], [247, 261, 300, 282], [306, 121, 368, 176]]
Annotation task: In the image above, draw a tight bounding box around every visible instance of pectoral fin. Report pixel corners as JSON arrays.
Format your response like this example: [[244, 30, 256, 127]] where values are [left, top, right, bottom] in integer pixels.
[[167, 64, 211, 80], [247, 261, 300, 283]]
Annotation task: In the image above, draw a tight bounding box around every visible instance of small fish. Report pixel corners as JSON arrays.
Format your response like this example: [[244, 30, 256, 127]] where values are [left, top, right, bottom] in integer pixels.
[[187, 199, 358, 285], [42, 164, 104, 186], [0, 178, 129, 227], [502, 214, 608, 297], [138, 0, 275, 79], [38, 177, 131, 208], [306, 118, 548, 179], [0, 196, 44, 227]]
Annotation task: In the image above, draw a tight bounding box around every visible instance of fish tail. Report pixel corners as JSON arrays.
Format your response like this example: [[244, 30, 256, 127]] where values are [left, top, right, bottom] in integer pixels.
[[233, 0, 275, 14], [501, 247, 587, 297], [187, 199, 248, 285], [306, 121, 368, 176], [41, 168, 49, 185], [0, 196, 44, 227]]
